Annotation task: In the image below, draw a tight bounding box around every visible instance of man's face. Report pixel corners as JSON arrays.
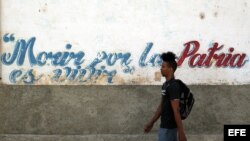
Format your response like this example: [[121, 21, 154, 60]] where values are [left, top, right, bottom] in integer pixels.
[[161, 61, 172, 77]]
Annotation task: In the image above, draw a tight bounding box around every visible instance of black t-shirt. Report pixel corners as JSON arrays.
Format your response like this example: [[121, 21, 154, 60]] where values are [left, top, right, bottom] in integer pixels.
[[160, 78, 181, 129]]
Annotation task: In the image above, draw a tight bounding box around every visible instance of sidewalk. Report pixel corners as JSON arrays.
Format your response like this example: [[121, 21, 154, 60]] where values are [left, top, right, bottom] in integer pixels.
[[0, 134, 223, 141]]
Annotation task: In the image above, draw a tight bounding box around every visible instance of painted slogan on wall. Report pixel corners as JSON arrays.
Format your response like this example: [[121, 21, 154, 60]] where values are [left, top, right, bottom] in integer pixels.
[[1, 33, 249, 85], [1, 0, 250, 85]]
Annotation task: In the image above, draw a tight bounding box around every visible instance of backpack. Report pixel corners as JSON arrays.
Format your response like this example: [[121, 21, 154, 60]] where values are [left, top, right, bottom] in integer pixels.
[[171, 79, 195, 120]]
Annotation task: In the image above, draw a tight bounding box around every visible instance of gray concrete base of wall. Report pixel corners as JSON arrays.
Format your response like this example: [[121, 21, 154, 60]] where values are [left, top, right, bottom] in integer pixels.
[[1, 85, 249, 141], [0, 134, 223, 141]]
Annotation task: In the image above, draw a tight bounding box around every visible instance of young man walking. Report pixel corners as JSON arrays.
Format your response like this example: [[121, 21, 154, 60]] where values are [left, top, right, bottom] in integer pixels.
[[144, 52, 187, 141]]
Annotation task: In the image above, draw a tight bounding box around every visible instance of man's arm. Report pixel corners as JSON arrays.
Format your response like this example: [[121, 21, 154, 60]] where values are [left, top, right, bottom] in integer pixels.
[[144, 100, 162, 133], [171, 100, 187, 141]]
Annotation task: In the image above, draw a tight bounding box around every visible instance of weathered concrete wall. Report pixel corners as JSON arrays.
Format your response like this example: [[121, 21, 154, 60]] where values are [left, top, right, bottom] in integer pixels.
[[1, 0, 250, 85], [1, 0, 250, 140], [0, 85, 249, 141]]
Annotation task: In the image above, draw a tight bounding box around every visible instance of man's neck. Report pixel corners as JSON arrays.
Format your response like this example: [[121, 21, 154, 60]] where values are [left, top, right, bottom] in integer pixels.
[[165, 74, 175, 81]]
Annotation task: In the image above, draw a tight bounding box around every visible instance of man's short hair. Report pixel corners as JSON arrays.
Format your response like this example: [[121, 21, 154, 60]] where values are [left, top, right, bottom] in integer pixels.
[[161, 52, 177, 72]]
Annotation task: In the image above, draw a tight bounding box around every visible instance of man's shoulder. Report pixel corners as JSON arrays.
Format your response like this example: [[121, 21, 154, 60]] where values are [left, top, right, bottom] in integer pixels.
[[162, 79, 180, 89], [169, 79, 181, 88]]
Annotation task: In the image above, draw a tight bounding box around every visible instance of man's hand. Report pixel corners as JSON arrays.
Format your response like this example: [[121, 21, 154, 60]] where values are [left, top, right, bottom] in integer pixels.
[[178, 130, 187, 141], [144, 100, 162, 133], [144, 122, 154, 133]]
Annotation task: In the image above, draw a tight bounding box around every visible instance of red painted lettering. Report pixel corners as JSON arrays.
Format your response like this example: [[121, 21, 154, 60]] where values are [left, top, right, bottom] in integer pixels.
[[178, 41, 247, 68], [177, 41, 200, 66]]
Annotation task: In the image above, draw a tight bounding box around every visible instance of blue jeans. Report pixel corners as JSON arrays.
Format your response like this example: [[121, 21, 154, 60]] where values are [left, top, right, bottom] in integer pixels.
[[158, 128, 178, 141]]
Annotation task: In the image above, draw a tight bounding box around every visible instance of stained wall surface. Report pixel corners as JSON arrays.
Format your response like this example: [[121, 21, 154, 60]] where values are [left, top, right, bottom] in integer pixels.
[[1, 0, 250, 141], [0, 85, 249, 141]]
